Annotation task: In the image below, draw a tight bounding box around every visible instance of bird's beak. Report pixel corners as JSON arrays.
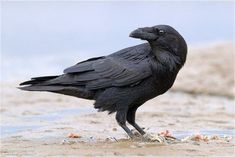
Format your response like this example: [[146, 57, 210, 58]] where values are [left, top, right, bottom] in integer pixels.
[[129, 27, 157, 41]]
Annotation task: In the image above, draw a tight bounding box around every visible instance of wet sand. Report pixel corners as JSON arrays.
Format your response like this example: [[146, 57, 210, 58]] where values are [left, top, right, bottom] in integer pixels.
[[1, 43, 235, 156]]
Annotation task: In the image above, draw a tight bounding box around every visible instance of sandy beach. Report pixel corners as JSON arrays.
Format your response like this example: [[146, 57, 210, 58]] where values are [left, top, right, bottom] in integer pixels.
[[1, 43, 235, 156]]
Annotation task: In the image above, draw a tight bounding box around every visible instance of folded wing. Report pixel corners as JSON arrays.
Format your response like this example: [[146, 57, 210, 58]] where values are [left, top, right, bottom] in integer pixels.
[[49, 44, 152, 90]]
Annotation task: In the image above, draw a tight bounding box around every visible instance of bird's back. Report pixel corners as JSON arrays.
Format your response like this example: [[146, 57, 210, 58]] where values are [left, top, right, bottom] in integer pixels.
[[19, 43, 153, 101]]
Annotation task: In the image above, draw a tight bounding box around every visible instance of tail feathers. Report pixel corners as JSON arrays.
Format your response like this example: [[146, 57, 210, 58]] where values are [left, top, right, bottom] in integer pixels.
[[19, 75, 95, 99], [18, 85, 95, 99], [20, 76, 58, 86], [18, 85, 64, 91]]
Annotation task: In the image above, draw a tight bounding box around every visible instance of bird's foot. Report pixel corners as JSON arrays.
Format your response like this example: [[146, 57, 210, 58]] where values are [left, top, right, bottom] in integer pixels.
[[142, 131, 178, 143], [142, 133, 167, 143], [131, 129, 142, 137], [129, 129, 177, 143], [128, 129, 144, 141]]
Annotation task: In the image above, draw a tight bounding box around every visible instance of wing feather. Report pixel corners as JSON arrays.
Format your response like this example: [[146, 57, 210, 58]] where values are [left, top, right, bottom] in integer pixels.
[[58, 43, 152, 89]]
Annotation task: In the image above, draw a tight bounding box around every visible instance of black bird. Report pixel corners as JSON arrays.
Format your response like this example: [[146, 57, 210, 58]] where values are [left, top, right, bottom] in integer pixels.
[[19, 25, 187, 138]]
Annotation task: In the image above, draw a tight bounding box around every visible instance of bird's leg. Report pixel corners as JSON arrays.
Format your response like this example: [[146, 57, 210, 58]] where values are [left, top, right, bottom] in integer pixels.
[[127, 107, 170, 142], [127, 107, 146, 135], [132, 123, 146, 135], [116, 110, 135, 139]]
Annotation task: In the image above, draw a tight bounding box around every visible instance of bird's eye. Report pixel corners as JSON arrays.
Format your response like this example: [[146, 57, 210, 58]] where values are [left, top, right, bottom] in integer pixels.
[[159, 29, 165, 35], [154, 28, 165, 35]]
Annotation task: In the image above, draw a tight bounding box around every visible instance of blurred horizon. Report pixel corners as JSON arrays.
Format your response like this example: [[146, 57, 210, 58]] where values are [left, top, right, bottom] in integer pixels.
[[1, 1, 234, 81]]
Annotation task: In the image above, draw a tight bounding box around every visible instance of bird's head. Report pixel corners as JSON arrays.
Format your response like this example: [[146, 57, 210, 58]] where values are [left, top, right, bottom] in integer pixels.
[[129, 25, 187, 62]]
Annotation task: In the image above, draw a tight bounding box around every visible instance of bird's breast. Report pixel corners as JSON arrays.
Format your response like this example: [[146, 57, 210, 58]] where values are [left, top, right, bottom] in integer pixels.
[[153, 70, 178, 95]]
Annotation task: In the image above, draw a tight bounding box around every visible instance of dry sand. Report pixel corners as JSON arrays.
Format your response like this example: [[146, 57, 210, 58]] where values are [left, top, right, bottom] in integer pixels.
[[1, 43, 235, 156], [173, 42, 234, 98]]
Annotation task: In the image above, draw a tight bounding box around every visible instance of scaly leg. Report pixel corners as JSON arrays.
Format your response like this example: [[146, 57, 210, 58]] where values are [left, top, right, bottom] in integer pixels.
[[127, 106, 146, 135], [116, 110, 135, 138]]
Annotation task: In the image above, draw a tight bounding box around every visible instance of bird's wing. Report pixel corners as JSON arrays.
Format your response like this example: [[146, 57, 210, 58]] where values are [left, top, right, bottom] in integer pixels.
[[57, 44, 152, 90]]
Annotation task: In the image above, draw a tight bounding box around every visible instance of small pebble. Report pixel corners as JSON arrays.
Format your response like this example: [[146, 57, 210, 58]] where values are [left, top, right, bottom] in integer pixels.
[[61, 139, 76, 145], [67, 133, 81, 138], [192, 141, 200, 145]]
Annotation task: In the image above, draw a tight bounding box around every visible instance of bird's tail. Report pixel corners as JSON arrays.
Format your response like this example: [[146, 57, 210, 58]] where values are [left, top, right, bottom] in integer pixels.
[[18, 75, 95, 99], [19, 75, 59, 91]]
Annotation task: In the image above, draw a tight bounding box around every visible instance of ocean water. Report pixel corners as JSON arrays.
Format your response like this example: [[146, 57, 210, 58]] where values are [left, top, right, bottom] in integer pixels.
[[1, 1, 234, 81]]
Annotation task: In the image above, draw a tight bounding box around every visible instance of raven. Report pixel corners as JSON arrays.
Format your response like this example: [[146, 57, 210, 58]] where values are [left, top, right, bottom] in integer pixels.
[[19, 25, 187, 138]]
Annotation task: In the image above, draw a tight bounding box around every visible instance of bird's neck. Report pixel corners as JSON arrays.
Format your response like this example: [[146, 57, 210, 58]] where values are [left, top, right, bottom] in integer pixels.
[[149, 42, 169, 53], [150, 45, 183, 72]]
